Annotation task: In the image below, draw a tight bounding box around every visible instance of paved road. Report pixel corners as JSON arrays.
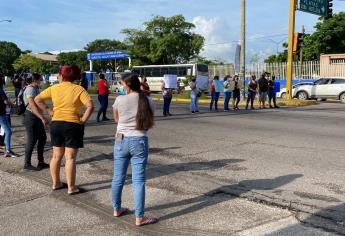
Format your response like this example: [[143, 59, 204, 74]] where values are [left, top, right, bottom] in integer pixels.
[[0, 98, 344, 235]]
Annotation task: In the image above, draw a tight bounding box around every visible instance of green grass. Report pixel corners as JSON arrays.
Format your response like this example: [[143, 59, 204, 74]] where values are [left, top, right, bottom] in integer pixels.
[[175, 91, 208, 100]]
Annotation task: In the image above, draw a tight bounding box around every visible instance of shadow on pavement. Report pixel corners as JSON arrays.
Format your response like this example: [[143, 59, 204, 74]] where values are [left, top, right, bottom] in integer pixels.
[[145, 174, 303, 222], [79, 158, 244, 192], [267, 202, 345, 235]]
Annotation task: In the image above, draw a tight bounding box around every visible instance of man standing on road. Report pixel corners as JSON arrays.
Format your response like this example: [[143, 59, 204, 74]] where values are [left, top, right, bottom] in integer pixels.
[[23, 73, 49, 171], [258, 73, 269, 109], [246, 75, 257, 110], [268, 76, 279, 109], [97, 73, 110, 122]]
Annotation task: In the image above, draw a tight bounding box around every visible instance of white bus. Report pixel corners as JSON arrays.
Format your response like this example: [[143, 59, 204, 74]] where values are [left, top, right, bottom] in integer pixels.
[[132, 63, 209, 92]]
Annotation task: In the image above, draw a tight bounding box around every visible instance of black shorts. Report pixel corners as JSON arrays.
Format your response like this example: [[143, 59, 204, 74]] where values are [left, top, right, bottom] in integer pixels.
[[50, 121, 84, 149]]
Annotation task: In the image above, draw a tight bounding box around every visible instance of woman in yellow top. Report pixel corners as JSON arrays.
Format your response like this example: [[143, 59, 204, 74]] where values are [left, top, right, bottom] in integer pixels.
[[35, 65, 94, 195]]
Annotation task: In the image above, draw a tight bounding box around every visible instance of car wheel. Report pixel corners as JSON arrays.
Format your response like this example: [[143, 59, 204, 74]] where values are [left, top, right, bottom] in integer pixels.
[[281, 92, 286, 99], [297, 91, 308, 100], [340, 93, 345, 103]]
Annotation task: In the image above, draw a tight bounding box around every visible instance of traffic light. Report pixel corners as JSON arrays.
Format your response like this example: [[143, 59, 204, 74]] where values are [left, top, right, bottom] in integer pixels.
[[327, 0, 333, 18], [293, 32, 304, 54]]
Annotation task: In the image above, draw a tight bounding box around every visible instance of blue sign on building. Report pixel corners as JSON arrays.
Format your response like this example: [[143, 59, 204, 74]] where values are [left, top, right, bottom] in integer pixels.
[[87, 51, 129, 61]]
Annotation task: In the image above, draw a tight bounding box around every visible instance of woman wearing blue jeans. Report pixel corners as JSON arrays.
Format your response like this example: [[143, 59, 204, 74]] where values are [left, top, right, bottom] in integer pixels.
[[112, 74, 157, 226], [189, 76, 199, 113], [0, 72, 16, 158]]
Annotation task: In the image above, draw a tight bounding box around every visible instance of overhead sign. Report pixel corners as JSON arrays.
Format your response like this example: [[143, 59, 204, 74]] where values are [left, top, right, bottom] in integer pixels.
[[299, 0, 328, 16], [87, 51, 129, 61]]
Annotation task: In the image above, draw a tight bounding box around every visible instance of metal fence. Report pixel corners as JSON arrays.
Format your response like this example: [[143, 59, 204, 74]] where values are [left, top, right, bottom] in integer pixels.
[[245, 61, 320, 79], [209, 61, 345, 80], [208, 64, 235, 79]]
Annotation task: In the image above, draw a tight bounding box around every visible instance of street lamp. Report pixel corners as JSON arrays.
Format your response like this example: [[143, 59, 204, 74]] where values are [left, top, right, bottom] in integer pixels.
[[0, 20, 12, 23]]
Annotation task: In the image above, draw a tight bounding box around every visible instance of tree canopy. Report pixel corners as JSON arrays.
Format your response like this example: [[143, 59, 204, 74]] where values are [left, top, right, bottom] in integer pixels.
[[303, 12, 345, 60], [57, 51, 89, 71], [122, 15, 205, 65], [265, 12, 345, 62], [0, 41, 21, 75], [13, 54, 54, 74]]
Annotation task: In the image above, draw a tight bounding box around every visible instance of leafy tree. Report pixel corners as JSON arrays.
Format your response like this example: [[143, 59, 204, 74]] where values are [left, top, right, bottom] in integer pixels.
[[57, 51, 89, 71], [0, 41, 21, 75], [13, 54, 53, 74], [265, 12, 345, 62], [122, 15, 205, 65], [303, 12, 345, 60], [84, 39, 128, 72]]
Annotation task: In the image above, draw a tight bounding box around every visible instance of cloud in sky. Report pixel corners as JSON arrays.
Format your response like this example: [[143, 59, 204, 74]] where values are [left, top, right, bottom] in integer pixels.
[[1, 0, 345, 63], [193, 16, 236, 63]]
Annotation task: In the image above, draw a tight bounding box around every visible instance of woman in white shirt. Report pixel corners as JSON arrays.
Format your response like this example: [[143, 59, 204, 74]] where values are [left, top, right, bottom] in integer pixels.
[[112, 74, 157, 226]]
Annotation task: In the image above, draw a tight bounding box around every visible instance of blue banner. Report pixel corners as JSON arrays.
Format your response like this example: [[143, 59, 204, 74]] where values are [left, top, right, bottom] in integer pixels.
[[87, 51, 129, 61]]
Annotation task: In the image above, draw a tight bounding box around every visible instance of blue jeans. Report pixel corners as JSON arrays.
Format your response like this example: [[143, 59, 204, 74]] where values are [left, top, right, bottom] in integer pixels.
[[224, 92, 232, 110], [190, 93, 199, 112], [268, 91, 277, 106], [97, 94, 109, 121], [210, 92, 220, 110], [112, 136, 149, 217], [0, 115, 11, 152], [163, 96, 172, 115]]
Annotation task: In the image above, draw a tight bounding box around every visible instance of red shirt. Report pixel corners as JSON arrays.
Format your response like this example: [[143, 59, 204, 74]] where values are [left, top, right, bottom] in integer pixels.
[[98, 79, 109, 95], [210, 81, 215, 92]]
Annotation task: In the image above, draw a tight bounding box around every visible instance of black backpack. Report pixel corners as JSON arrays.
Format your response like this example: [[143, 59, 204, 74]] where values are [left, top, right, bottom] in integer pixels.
[[16, 86, 27, 115]]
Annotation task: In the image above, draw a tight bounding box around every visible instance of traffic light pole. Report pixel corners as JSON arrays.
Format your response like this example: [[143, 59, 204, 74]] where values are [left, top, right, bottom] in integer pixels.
[[286, 0, 297, 100], [240, 0, 246, 99]]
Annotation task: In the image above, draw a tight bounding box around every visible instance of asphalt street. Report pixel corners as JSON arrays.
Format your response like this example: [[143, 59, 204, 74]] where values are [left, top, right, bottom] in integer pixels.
[[0, 97, 344, 235]]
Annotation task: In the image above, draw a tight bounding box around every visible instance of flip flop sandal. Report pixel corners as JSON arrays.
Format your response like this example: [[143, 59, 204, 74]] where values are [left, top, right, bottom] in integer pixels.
[[68, 188, 85, 195], [52, 183, 67, 191], [136, 217, 159, 227], [113, 208, 129, 217]]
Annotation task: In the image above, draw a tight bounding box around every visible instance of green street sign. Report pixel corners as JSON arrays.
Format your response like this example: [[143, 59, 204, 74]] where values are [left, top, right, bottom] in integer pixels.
[[299, 0, 328, 16]]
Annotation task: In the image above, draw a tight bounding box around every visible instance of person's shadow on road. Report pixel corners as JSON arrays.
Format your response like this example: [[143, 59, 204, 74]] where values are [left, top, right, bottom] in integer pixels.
[[145, 174, 303, 221], [79, 158, 244, 192]]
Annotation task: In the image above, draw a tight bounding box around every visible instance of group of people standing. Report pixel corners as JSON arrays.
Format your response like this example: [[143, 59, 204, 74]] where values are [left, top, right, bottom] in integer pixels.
[[0, 67, 158, 226], [0, 67, 282, 227], [246, 72, 280, 110]]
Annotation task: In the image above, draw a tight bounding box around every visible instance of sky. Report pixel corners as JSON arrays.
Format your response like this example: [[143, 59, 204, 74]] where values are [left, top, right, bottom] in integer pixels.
[[0, 0, 345, 63]]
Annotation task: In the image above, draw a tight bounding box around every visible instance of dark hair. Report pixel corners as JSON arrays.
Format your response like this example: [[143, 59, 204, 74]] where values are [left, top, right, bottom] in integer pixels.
[[32, 73, 41, 82], [251, 75, 256, 80], [123, 74, 154, 130], [59, 65, 81, 82], [214, 76, 219, 80], [99, 73, 105, 80]]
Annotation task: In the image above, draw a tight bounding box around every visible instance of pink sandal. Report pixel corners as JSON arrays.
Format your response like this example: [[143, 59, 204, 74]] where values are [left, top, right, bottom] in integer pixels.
[[136, 217, 158, 226]]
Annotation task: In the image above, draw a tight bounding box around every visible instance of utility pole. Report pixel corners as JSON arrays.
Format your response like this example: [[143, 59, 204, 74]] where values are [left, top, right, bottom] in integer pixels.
[[286, 0, 297, 100], [240, 0, 246, 99]]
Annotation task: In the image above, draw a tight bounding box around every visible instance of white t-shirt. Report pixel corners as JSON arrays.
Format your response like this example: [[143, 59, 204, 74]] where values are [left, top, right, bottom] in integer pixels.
[[113, 93, 154, 137]]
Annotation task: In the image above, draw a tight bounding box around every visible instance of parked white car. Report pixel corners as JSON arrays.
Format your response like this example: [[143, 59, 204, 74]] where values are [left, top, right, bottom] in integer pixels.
[[277, 82, 314, 99], [295, 78, 345, 103]]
